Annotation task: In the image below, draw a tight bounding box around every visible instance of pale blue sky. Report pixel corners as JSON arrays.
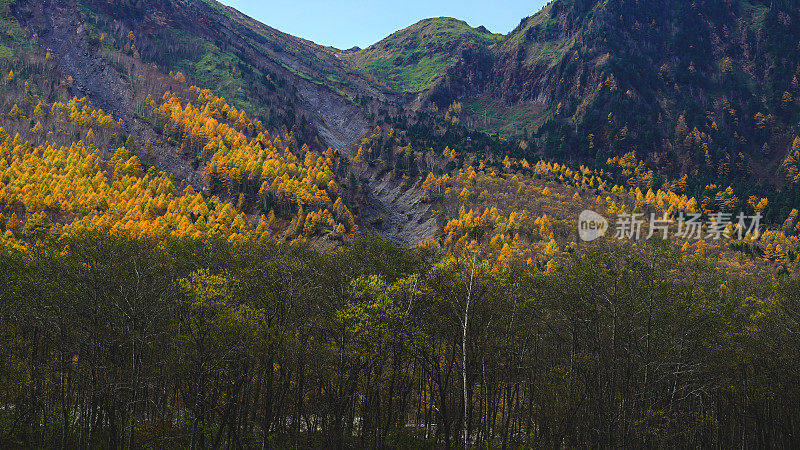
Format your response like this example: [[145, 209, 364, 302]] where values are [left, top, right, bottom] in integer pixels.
[[219, 0, 550, 49]]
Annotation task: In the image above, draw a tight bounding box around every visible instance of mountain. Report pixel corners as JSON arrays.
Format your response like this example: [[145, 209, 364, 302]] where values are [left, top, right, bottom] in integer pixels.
[[356, 0, 800, 217], [3, 1, 800, 448], [342, 17, 502, 94], [13, 0, 397, 155], [494, 0, 800, 177], [378, 1, 800, 181], [15, 0, 800, 187], [1, 0, 799, 232]]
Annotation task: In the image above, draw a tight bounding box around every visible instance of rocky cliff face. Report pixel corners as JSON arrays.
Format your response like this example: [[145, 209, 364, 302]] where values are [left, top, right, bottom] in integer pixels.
[[13, 0, 133, 122]]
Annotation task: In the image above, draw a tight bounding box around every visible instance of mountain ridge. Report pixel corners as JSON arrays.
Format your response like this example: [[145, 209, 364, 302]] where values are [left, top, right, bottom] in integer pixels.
[[4, 0, 800, 236]]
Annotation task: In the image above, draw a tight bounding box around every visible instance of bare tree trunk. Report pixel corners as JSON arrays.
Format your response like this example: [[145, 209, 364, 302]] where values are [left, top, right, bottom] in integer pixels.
[[463, 251, 477, 449]]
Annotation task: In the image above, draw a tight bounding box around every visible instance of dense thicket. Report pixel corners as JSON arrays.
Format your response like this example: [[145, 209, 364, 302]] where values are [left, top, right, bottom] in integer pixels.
[[1, 231, 798, 448]]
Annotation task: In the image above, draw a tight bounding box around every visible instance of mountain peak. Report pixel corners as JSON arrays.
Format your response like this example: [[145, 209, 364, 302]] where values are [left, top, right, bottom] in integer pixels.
[[343, 16, 502, 93]]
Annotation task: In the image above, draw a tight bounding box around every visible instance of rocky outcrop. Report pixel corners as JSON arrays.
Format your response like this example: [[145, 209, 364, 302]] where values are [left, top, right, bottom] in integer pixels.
[[13, 0, 133, 124]]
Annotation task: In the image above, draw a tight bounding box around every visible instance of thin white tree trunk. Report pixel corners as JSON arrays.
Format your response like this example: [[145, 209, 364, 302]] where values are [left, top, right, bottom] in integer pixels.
[[463, 251, 477, 448]]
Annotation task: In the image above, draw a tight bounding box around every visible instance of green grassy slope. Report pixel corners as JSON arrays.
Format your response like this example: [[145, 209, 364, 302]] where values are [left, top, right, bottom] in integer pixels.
[[344, 18, 502, 93]]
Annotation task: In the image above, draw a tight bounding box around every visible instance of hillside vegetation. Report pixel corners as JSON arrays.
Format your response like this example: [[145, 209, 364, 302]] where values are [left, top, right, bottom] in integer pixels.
[[344, 18, 502, 93]]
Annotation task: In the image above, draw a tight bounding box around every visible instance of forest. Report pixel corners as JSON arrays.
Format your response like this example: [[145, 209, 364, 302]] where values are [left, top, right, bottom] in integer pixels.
[[1, 231, 799, 448]]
